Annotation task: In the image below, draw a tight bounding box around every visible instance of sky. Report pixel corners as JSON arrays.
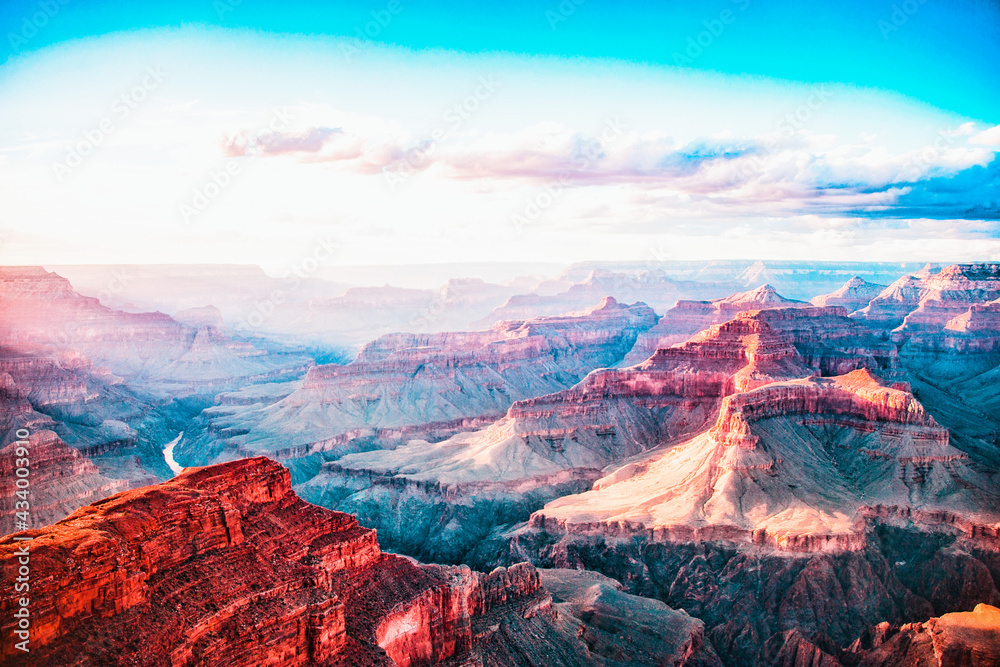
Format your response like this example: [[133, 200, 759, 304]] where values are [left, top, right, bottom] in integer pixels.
[[1, 0, 998, 271]]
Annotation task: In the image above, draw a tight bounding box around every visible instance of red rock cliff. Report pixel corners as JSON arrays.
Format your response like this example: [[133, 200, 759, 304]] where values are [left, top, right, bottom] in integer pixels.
[[0, 458, 552, 666], [0, 430, 130, 531], [709, 369, 951, 451]]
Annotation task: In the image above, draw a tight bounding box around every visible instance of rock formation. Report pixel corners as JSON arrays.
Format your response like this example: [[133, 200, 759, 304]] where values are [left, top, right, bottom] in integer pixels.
[[852, 275, 926, 330], [900, 297, 1000, 354], [621, 285, 807, 366], [5, 262, 1000, 667], [810, 276, 887, 313], [530, 369, 990, 549], [890, 263, 1000, 340], [850, 603, 1000, 666], [0, 345, 177, 491], [0, 266, 311, 395], [538, 568, 722, 666], [299, 306, 906, 560], [852, 263, 1000, 335], [0, 430, 129, 532], [487, 520, 1000, 667], [475, 262, 926, 328], [475, 269, 694, 325], [773, 603, 1000, 666], [176, 297, 656, 464], [0, 457, 640, 666], [331, 306, 902, 490]]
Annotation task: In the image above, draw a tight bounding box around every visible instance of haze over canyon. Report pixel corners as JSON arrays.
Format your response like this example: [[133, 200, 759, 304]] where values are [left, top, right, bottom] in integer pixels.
[[2, 260, 1000, 666]]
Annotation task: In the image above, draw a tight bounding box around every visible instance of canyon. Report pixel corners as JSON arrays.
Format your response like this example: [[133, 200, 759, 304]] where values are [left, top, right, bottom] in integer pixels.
[[620, 284, 808, 365], [0, 457, 718, 666], [2, 261, 999, 665], [174, 296, 656, 471], [0, 430, 129, 531], [309, 305, 911, 560], [0, 267, 312, 395]]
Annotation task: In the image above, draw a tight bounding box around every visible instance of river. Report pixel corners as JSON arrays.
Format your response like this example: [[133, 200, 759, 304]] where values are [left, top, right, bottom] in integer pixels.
[[162, 432, 185, 475]]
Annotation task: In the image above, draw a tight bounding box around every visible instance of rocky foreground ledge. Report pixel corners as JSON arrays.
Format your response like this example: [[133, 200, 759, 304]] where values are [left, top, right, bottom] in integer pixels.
[[0, 457, 720, 666]]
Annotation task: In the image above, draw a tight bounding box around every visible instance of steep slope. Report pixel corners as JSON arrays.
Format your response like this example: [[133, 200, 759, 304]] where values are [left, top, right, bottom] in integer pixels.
[[531, 369, 993, 549], [621, 285, 807, 366], [892, 263, 1000, 339], [851, 603, 1000, 666], [0, 430, 129, 532], [810, 276, 887, 313], [301, 306, 901, 560], [539, 569, 722, 667], [1, 457, 654, 667], [878, 267, 1000, 475], [852, 274, 928, 329], [0, 345, 182, 489], [177, 297, 656, 465], [773, 603, 1000, 667], [901, 297, 1000, 355], [334, 306, 901, 490], [852, 263, 1000, 334]]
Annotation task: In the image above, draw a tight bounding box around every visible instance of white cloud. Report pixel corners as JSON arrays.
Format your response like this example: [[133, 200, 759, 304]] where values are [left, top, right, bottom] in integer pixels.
[[0, 27, 996, 267], [971, 124, 1000, 146]]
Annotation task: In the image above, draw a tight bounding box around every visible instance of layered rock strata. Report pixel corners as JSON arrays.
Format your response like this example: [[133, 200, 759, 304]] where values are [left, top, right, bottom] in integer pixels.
[[892, 263, 1000, 337], [530, 369, 992, 549], [810, 276, 888, 313], [0, 346, 175, 491], [773, 603, 1000, 666], [0, 266, 311, 395], [0, 457, 610, 666], [305, 307, 910, 561], [621, 284, 807, 365], [178, 297, 656, 462], [852, 262, 1000, 335], [0, 430, 129, 532], [333, 306, 902, 492]]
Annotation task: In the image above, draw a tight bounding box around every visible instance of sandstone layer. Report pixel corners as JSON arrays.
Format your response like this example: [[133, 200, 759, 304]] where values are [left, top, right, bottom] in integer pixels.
[[621, 284, 807, 365], [774, 603, 1000, 666], [302, 306, 909, 561], [852, 263, 1000, 336], [531, 369, 992, 549], [0, 457, 654, 666], [0, 345, 180, 493], [332, 306, 902, 493]]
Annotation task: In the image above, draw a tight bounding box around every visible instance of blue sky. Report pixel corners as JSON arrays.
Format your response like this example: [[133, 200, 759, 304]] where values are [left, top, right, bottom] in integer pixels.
[[1, 0, 998, 267], [5, 0, 999, 120]]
